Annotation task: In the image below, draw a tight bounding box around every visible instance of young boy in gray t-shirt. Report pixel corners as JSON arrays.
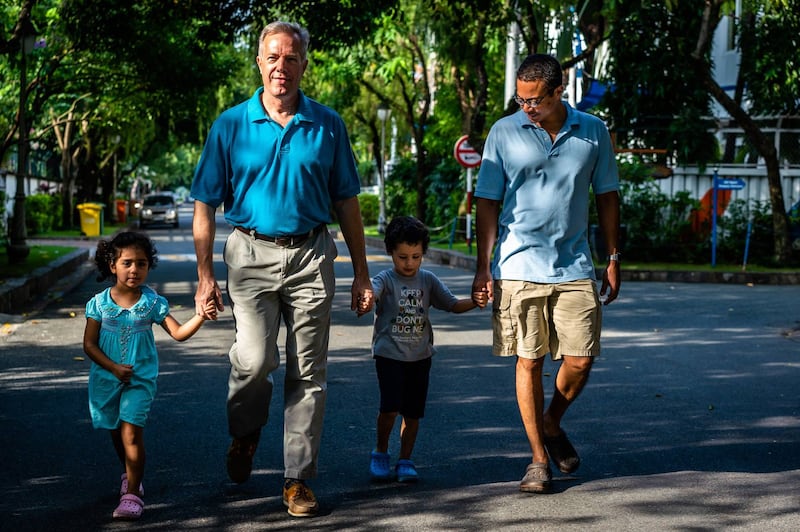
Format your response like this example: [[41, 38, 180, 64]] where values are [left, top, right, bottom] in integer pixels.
[[368, 216, 488, 482]]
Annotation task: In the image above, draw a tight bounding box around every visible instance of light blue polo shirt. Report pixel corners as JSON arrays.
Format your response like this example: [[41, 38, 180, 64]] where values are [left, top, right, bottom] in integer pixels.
[[191, 88, 361, 236], [475, 102, 619, 283]]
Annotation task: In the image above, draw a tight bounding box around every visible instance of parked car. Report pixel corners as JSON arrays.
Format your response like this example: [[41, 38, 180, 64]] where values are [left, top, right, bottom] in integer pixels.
[[139, 193, 179, 228]]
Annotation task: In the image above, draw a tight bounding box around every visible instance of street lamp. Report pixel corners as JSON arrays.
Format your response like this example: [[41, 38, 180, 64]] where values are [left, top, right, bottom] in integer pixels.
[[8, 17, 37, 263], [376, 102, 391, 234], [110, 135, 121, 223]]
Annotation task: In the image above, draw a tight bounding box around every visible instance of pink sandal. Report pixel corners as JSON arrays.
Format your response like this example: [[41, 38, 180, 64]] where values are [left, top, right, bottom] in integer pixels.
[[119, 473, 144, 497], [113, 493, 144, 519]]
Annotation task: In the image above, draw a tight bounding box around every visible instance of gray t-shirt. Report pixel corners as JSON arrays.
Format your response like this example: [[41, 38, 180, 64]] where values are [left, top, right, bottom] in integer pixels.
[[371, 268, 460, 362]]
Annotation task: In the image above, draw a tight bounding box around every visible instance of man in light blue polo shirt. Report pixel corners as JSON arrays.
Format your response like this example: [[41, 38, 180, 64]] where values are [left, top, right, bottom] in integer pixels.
[[472, 53, 621, 494], [191, 20, 374, 518]]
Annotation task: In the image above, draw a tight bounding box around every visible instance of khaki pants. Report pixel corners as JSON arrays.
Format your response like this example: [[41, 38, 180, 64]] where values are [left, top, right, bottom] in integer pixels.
[[224, 227, 337, 479]]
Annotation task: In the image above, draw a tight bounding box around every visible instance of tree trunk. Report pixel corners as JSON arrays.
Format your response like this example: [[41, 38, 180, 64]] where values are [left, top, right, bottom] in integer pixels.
[[692, 0, 791, 263]]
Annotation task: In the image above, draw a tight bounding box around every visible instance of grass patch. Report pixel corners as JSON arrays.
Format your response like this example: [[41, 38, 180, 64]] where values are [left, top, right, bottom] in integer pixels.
[[0, 245, 78, 280]]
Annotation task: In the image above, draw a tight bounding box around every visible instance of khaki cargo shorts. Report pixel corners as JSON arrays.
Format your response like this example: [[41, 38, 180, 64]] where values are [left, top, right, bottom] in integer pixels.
[[492, 279, 602, 360]]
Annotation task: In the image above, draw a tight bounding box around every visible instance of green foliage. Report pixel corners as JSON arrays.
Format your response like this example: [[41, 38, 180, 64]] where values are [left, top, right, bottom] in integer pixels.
[[141, 142, 203, 191], [604, 0, 719, 167], [25, 193, 62, 235], [611, 167, 787, 266], [716, 199, 775, 265], [743, 0, 800, 116], [385, 157, 418, 220], [424, 158, 465, 230], [620, 180, 706, 262], [380, 155, 465, 229], [358, 193, 379, 226]]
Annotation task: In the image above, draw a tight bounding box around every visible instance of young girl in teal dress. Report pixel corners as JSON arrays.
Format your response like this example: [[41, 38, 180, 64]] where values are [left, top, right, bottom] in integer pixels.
[[83, 231, 217, 520]]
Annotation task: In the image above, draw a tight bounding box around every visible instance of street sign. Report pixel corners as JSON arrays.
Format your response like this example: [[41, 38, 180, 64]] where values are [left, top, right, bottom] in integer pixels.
[[453, 135, 481, 168], [715, 178, 746, 190], [711, 173, 747, 267]]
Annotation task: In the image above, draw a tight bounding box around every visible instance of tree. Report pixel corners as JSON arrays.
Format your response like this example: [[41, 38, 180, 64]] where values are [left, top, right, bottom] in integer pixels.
[[602, 0, 795, 263], [690, 0, 797, 263], [2, 0, 402, 231], [604, 1, 719, 165]]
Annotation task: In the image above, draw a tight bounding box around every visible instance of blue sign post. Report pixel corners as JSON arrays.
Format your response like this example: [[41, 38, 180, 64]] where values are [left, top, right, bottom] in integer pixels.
[[711, 171, 746, 267]]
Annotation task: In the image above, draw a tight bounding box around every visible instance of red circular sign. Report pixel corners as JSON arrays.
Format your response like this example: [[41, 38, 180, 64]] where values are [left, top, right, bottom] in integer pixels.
[[453, 135, 481, 168]]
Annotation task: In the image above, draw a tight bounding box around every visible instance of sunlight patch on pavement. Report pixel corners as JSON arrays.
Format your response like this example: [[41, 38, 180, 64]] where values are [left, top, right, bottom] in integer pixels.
[[158, 253, 224, 262], [336, 254, 389, 263], [0, 369, 86, 389]]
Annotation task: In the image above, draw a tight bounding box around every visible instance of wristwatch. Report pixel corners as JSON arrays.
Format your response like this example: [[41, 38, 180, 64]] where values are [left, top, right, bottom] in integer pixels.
[[607, 253, 621, 262]]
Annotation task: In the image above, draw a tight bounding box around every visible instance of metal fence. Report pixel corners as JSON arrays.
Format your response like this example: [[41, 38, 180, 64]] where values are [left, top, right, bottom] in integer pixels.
[[660, 165, 800, 212]]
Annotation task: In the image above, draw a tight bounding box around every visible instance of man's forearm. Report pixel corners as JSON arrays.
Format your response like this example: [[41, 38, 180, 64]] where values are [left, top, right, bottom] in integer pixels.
[[334, 196, 370, 279], [475, 198, 500, 272], [595, 191, 621, 255], [193, 201, 217, 279]]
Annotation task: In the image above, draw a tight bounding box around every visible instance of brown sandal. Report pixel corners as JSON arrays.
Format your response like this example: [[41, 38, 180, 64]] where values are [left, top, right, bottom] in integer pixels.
[[544, 430, 580, 474]]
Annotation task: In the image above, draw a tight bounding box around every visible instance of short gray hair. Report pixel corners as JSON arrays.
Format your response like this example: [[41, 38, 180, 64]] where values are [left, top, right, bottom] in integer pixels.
[[258, 21, 310, 61]]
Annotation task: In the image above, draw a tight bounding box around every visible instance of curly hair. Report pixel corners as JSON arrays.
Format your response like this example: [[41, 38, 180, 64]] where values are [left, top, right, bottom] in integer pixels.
[[384, 216, 430, 254], [94, 231, 158, 282]]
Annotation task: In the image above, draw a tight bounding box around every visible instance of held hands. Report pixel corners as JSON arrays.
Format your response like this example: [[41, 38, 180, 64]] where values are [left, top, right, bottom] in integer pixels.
[[471, 271, 493, 309], [195, 279, 224, 320], [355, 289, 374, 317], [200, 298, 219, 321], [471, 289, 490, 309]]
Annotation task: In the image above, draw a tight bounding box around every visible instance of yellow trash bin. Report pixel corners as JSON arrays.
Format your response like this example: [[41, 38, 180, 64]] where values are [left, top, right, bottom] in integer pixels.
[[77, 203, 102, 236]]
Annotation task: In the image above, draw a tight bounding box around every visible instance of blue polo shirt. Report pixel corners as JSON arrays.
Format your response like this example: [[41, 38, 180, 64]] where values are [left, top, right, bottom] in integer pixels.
[[191, 88, 361, 236], [475, 102, 619, 283]]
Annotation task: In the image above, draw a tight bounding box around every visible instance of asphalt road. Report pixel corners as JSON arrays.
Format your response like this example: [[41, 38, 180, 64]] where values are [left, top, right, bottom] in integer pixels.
[[1, 206, 799, 531]]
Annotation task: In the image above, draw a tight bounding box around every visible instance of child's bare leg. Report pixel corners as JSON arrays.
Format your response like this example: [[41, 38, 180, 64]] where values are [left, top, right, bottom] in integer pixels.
[[110, 428, 125, 467], [398, 417, 419, 460], [120, 422, 145, 496], [376, 411, 397, 453]]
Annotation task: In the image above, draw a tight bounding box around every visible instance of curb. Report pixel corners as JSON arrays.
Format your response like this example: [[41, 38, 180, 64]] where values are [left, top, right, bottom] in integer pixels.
[[0, 248, 92, 316]]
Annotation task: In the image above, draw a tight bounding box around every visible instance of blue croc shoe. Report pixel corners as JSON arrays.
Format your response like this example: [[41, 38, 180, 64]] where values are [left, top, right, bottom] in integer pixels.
[[395, 459, 418, 483], [370, 451, 392, 481]]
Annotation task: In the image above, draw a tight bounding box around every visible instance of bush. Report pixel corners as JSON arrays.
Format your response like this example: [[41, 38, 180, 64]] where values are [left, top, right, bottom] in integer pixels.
[[358, 193, 379, 226], [425, 159, 464, 230], [716, 199, 773, 265], [620, 179, 705, 262], [25, 193, 62, 235], [385, 157, 418, 221]]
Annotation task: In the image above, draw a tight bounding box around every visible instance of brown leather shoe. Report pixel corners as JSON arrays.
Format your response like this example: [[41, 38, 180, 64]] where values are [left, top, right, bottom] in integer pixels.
[[519, 462, 551, 493], [283, 479, 319, 517], [226, 431, 260, 484]]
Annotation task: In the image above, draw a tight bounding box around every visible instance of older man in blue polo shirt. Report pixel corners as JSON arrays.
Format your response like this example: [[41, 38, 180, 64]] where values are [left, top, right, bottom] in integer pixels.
[[472, 53, 621, 495], [190, 20, 373, 518]]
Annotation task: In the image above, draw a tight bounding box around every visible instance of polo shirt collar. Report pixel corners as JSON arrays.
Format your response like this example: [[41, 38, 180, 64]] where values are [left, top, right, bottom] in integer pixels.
[[517, 101, 580, 137], [517, 101, 579, 126], [248, 87, 313, 124]]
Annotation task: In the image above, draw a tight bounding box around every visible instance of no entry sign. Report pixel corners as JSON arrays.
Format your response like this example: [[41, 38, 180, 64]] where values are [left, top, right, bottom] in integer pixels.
[[453, 135, 481, 168]]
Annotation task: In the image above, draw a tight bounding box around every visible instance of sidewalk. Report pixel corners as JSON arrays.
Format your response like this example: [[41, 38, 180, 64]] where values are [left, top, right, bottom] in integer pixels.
[[1, 229, 798, 530]]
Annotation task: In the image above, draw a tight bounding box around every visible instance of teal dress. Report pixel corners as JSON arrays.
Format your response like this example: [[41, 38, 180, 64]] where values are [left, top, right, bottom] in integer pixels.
[[85, 286, 169, 429]]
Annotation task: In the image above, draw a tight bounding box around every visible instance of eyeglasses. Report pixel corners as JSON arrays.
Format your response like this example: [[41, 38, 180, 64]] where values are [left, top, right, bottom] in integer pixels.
[[514, 93, 549, 108]]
